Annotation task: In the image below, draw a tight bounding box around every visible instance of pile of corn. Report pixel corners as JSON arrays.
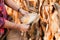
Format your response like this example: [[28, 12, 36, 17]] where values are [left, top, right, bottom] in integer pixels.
[[5, 0, 60, 40]]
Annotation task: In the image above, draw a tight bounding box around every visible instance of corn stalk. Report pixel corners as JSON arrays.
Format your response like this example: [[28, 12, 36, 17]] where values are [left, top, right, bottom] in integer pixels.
[[5, 0, 60, 40]]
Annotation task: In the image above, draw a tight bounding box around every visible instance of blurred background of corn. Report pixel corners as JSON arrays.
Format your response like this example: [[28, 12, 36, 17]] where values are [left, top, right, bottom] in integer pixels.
[[4, 0, 60, 40]]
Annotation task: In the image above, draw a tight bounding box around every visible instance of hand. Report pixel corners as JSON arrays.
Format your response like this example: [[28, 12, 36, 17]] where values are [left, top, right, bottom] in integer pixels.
[[19, 8, 29, 15], [18, 24, 29, 32]]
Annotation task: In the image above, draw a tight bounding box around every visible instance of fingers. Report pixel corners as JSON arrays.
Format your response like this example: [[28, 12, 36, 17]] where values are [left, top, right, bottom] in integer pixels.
[[19, 8, 29, 15], [18, 24, 30, 32]]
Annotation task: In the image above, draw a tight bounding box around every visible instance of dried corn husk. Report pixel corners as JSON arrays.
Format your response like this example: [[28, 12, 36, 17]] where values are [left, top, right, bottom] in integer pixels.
[[4, 0, 60, 40], [21, 12, 39, 24]]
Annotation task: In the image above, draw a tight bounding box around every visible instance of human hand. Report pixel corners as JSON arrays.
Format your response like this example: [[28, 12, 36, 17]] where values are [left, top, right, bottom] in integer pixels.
[[19, 8, 29, 15], [17, 24, 29, 32]]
